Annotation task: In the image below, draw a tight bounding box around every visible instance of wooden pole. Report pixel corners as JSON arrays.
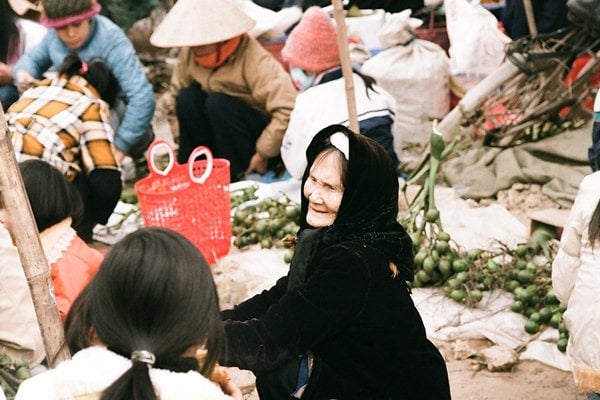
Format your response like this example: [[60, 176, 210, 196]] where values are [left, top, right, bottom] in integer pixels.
[[331, 0, 360, 133], [0, 108, 69, 367], [522, 0, 538, 37]]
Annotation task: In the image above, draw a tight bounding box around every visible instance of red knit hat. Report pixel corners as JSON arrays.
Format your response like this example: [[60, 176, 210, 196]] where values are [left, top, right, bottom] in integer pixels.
[[281, 7, 340, 73]]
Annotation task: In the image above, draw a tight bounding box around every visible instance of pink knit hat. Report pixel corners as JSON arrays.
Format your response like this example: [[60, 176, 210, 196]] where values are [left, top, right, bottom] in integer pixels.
[[281, 7, 340, 73]]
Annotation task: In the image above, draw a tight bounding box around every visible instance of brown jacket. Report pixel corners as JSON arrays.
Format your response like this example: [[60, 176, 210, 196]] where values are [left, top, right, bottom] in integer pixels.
[[171, 35, 297, 158]]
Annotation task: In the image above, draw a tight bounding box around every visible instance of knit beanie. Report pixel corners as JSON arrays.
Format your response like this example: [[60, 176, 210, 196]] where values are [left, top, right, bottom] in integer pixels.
[[40, 0, 101, 28], [281, 6, 340, 73]]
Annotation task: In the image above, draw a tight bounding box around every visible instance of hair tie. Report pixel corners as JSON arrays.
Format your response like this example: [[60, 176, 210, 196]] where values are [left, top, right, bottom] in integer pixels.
[[79, 62, 88, 75], [130, 350, 156, 367]]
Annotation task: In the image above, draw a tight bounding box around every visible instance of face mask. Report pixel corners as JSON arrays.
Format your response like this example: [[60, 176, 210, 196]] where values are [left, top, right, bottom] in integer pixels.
[[193, 36, 242, 69], [290, 67, 317, 92]]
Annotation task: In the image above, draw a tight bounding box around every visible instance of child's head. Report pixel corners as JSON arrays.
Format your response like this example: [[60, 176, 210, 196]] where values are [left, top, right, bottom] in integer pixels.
[[65, 227, 225, 397], [19, 159, 83, 232], [58, 53, 120, 107], [40, 0, 101, 49]]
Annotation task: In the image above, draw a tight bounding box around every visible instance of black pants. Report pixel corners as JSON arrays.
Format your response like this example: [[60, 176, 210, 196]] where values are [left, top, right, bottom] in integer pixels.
[[0, 84, 19, 111], [502, 0, 569, 39], [71, 169, 121, 242], [175, 84, 270, 181], [589, 120, 600, 171]]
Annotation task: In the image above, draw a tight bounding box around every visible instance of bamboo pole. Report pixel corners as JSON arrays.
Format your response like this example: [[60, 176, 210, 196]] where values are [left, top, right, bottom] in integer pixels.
[[331, 0, 360, 133], [0, 108, 69, 367], [522, 0, 538, 37]]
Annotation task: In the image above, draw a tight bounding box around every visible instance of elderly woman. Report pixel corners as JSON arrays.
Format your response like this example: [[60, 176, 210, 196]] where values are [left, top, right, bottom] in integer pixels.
[[221, 124, 450, 399]]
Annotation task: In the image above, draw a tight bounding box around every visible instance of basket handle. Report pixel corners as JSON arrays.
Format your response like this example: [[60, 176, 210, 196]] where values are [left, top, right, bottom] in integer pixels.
[[147, 139, 175, 176], [188, 146, 213, 184]]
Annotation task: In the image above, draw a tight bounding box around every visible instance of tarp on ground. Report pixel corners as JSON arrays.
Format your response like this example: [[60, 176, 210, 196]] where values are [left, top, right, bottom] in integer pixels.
[[442, 121, 593, 208]]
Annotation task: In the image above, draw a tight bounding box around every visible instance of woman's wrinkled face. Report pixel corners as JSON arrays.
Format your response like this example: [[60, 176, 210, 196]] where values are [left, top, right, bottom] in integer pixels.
[[303, 150, 344, 228], [55, 19, 91, 50]]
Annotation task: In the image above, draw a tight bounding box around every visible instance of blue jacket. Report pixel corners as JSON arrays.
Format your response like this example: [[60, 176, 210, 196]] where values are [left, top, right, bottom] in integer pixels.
[[14, 15, 155, 154]]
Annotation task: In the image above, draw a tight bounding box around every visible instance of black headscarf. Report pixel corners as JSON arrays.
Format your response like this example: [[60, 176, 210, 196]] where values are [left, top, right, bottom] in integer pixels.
[[288, 125, 414, 289]]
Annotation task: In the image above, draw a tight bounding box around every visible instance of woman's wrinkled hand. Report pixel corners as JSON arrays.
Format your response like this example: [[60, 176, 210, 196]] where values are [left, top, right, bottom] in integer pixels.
[[245, 152, 268, 176]]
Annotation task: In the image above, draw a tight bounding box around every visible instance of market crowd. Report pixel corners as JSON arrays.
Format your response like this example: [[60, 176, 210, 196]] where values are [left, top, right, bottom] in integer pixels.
[[2, 0, 599, 399]]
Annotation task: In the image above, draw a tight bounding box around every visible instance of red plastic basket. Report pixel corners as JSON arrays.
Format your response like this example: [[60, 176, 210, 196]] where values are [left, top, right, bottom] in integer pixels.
[[134, 140, 231, 264]]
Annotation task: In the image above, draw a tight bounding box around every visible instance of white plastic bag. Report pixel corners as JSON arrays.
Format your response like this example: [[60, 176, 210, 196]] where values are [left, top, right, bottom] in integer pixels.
[[361, 10, 450, 146], [444, 0, 511, 95]]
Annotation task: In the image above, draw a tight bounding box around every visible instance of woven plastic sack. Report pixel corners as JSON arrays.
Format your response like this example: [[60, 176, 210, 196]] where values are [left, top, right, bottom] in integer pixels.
[[134, 140, 231, 264]]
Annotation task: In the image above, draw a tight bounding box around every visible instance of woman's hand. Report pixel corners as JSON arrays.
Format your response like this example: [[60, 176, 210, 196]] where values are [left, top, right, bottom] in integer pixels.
[[15, 70, 36, 93], [245, 152, 268, 176], [220, 378, 243, 400], [113, 148, 127, 165]]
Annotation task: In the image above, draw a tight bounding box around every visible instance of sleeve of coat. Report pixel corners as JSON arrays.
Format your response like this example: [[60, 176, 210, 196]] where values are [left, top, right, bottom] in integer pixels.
[[171, 48, 193, 95], [551, 175, 592, 304], [243, 42, 297, 158], [221, 245, 369, 372], [12, 32, 53, 79], [220, 275, 289, 321], [101, 30, 155, 154]]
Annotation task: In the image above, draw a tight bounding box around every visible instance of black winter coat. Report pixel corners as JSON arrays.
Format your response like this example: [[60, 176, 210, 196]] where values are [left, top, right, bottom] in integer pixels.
[[222, 241, 450, 399], [222, 125, 450, 399]]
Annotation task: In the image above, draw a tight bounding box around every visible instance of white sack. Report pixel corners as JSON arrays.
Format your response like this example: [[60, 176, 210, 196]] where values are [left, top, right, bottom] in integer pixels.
[[444, 0, 511, 94], [361, 10, 449, 146]]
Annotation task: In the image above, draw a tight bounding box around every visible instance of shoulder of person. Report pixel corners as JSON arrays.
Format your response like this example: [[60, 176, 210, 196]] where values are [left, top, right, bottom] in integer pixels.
[[92, 15, 131, 44], [16, 18, 47, 38], [315, 241, 373, 264], [580, 171, 600, 191]]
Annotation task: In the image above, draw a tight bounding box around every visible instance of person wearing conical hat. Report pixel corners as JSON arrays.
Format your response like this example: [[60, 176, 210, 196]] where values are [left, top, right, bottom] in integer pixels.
[[150, 0, 297, 181], [12, 0, 156, 164], [279, 6, 400, 180]]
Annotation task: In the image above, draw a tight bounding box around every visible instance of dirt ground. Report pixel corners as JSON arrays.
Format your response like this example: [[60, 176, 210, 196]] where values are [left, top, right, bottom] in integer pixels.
[[141, 50, 581, 399], [438, 339, 582, 400]]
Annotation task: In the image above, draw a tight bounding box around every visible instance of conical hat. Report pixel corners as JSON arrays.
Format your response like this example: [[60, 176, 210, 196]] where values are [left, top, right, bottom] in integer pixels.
[[8, 0, 41, 15], [150, 0, 256, 48]]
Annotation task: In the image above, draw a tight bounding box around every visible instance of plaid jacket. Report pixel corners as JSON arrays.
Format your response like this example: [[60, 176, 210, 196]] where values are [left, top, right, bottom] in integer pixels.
[[7, 75, 118, 182]]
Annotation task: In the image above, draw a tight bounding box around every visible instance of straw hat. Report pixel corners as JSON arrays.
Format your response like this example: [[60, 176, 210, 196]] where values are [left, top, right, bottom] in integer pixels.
[[8, 0, 41, 15], [150, 0, 256, 48]]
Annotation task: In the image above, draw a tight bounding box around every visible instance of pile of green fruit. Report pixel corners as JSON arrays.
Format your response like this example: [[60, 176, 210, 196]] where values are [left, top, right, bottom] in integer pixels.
[[503, 235, 569, 352], [230, 185, 300, 263], [401, 128, 568, 352], [0, 353, 31, 399]]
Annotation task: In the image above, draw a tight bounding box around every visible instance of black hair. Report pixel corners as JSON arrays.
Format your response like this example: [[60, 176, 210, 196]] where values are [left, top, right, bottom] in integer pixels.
[[57, 53, 120, 108], [355, 69, 377, 99], [0, 0, 21, 64], [19, 159, 84, 232], [589, 199, 600, 247], [65, 227, 226, 400]]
